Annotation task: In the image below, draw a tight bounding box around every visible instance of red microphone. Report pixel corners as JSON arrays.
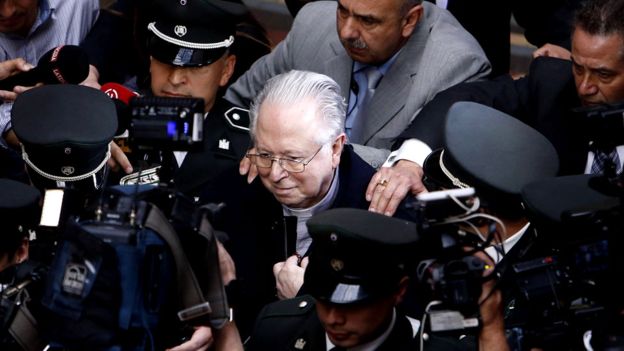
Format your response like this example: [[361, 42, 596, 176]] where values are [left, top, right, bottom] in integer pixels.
[[101, 82, 139, 104], [101, 83, 139, 136]]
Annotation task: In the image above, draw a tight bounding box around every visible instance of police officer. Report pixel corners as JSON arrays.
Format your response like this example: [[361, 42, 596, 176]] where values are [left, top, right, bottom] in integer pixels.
[[0, 179, 45, 351], [246, 208, 491, 350], [143, 0, 252, 198]]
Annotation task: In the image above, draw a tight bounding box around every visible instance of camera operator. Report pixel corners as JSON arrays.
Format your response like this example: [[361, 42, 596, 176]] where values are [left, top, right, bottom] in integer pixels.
[[415, 102, 560, 349], [0, 179, 45, 350]]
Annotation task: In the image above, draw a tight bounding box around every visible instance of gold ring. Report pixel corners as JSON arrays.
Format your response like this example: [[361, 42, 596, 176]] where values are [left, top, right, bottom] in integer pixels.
[[378, 179, 389, 187]]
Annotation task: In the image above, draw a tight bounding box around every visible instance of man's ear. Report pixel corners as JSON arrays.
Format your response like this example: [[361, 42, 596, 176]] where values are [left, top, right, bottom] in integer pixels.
[[401, 4, 423, 38], [14, 238, 29, 264], [219, 54, 237, 87], [331, 133, 346, 168], [393, 276, 410, 305]]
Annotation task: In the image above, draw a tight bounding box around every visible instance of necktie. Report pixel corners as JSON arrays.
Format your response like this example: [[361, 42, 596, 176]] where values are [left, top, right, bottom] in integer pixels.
[[591, 148, 621, 176], [347, 66, 383, 142]]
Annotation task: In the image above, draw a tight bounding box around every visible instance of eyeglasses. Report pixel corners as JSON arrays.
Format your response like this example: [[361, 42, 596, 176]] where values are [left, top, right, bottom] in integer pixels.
[[246, 144, 325, 173]]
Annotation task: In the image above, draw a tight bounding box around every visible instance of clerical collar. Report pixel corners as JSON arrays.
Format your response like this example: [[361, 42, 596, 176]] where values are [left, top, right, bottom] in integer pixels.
[[283, 168, 340, 255], [325, 308, 397, 351]]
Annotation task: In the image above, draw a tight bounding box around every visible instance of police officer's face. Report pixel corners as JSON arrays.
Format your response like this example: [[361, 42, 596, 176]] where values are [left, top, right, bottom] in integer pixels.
[[571, 28, 624, 106], [336, 0, 422, 65], [150, 54, 236, 113], [254, 99, 345, 209], [316, 296, 396, 348], [0, 0, 38, 36]]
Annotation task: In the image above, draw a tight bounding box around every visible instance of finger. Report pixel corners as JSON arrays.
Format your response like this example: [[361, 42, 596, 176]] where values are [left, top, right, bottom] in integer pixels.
[[239, 155, 251, 176], [110, 142, 133, 173], [373, 179, 404, 216], [284, 255, 300, 267], [300, 257, 309, 269], [365, 171, 383, 201], [247, 163, 258, 184], [381, 186, 409, 216], [0, 90, 17, 101], [273, 261, 285, 276], [167, 327, 214, 351]]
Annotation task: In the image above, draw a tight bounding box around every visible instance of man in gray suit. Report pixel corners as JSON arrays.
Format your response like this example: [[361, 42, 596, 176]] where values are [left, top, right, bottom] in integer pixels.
[[226, 0, 490, 216]]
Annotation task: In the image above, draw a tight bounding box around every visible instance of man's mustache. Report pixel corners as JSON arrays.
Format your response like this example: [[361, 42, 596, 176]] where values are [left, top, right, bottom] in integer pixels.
[[343, 38, 367, 50]]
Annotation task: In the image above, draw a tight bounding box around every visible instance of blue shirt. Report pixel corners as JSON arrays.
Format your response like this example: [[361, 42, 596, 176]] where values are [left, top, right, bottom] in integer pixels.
[[0, 0, 99, 147]]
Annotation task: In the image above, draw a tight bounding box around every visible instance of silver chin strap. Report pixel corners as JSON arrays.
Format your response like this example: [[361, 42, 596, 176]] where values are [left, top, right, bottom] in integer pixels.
[[21, 143, 111, 183]]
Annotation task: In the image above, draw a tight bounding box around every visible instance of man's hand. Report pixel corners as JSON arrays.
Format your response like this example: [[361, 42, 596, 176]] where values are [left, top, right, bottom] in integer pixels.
[[80, 64, 101, 89], [239, 147, 258, 183], [217, 240, 236, 286], [532, 43, 571, 61], [475, 252, 510, 351], [273, 255, 309, 300], [0, 58, 36, 102], [107, 142, 133, 174], [167, 326, 214, 351], [366, 160, 426, 216]]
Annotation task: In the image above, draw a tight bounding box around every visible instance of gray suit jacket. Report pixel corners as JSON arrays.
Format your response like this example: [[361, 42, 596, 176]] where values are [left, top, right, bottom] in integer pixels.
[[226, 1, 490, 167]]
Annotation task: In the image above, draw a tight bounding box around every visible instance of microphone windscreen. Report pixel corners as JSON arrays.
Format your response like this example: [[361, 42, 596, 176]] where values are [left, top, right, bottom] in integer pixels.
[[101, 83, 140, 136], [37, 45, 90, 85], [101, 82, 139, 105]]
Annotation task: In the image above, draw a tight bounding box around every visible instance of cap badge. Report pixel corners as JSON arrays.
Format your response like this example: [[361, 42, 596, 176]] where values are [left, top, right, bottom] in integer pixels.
[[218, 138, 230, 150], [330, 233, 338, 241], [294, 338, 306, 350], [64, 147, 72, 155], [61, 166, 75, 175], [174, 25, 187, 37], [330, 259, 344, 272], [179, 0, 187, 5]]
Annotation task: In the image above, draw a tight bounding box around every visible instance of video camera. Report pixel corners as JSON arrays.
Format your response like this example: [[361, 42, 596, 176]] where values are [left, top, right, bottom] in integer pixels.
[[408, 188, 492, 336]]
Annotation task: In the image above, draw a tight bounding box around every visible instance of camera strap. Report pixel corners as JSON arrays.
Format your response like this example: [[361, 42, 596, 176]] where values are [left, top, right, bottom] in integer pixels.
[[7, 286, 45, 351], [143, 204, 210, 322]]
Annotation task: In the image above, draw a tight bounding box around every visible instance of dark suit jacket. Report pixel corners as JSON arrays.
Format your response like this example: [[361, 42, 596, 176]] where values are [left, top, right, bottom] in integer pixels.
[[397, 57, 587, 175]]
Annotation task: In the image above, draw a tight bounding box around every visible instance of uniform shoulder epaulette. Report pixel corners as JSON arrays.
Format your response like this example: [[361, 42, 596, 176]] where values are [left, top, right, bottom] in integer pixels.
[[260, 295, 316, 319], [223, 106, 250, 132]]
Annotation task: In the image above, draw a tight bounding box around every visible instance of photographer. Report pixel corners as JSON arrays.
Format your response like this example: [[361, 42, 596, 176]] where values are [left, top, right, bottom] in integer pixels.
[[0, 179, 45, 350]]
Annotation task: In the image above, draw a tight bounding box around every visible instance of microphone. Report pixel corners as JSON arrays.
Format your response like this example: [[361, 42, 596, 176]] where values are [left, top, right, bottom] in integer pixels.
[[0, 45, 90, 91], [101, 83, 140, 136], [101, 82, 139, 105]]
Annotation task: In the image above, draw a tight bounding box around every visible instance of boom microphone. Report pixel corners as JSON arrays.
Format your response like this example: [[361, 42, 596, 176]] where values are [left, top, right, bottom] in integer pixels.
[[0, 45, 90, 91]]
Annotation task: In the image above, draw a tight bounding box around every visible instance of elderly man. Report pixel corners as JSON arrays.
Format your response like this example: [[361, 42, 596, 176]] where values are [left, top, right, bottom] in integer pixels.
[[244, 70, 412, 300], [228, 0, 490, 213]]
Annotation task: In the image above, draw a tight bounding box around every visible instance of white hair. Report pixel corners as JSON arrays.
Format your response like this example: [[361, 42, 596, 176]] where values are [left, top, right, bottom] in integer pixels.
[[249, 70, 346, 145]]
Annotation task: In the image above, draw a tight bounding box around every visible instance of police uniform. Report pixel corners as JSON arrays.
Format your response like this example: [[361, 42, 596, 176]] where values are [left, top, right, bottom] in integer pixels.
[[174, 99, 251, 197], [137, 0, 252, 197], [246, 208, 469, 351]]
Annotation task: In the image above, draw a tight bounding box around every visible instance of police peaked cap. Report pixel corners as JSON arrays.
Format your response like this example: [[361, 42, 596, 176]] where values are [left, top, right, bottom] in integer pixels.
[[11, 85, 117, 183], [522, 174, 620, 224], [304, 208, 419, 305], [0, 179, 41, 240], [148, 0, 248, 67], [423, 101, 559, 215]]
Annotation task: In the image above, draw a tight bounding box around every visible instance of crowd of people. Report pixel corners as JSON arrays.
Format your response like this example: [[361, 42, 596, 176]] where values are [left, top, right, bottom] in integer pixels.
[[1, 0, 623, 350]]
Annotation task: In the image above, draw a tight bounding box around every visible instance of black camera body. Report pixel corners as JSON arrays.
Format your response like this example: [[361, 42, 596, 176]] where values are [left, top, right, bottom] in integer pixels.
[[129, 96, 204, 152]]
